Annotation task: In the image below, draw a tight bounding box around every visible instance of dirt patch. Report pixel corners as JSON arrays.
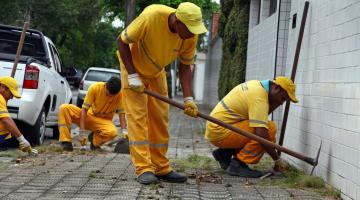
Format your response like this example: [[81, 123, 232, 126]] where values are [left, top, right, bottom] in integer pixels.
[[187, 171, 222, 184]]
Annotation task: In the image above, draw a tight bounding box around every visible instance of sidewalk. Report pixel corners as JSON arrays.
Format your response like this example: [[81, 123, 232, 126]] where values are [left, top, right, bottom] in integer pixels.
[[0, 105, 328, 199]]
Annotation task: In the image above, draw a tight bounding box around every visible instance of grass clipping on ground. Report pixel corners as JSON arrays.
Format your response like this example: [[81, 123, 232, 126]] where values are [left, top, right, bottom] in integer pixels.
[[172, 154, 217, 172], [253, 156, 341, 199]]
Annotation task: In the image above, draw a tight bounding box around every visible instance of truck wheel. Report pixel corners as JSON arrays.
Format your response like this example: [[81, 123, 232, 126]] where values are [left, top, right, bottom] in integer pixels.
[[28, 107, 46, 145]]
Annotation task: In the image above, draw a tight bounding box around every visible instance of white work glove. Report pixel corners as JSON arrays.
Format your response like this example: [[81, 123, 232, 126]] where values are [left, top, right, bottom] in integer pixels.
[[121, 128, 128, 139], [273, 157, 290, 172], [184, 97, 198, 118], [121, 128, 128, 135], [17, 135, 37, 155], [72, 129, 91, 146], [128, 73, 145, 93]]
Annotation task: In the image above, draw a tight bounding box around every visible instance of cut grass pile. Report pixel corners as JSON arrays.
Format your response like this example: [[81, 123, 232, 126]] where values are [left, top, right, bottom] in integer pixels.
[[37, 143, 63, 154], [253, 156, 341, 199], [172, 154, 216, 172]]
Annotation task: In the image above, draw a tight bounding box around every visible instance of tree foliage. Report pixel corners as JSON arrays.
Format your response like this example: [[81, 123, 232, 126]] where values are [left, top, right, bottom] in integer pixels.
[[218, 0, 249, 99], [0, 0, 218, 71], [103, 0, 219, 52], [0, 0, 120, 71]]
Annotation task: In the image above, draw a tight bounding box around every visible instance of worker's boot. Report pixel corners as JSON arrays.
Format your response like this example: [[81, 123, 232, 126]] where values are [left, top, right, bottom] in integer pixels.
[[156, 171, 187, 183], [137, 172, 158, 185], [88, 132, 101, 151], [226, 158, 263, 178], [212, 148, 235, 170], [61, 142, 73, 152]]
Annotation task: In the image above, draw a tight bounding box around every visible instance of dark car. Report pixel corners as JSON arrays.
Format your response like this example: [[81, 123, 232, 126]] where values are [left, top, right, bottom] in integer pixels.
[[65, 67, 83, 88]]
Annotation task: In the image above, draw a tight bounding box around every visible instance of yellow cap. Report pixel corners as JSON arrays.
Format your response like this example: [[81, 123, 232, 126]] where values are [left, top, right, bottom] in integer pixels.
[[175, 2, 207, 34], [0, 76, 21, 98], [274, 76, 298, 103]]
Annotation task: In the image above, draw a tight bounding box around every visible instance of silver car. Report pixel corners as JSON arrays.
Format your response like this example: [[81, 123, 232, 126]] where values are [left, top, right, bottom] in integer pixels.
[[77, 67, 121, 107]]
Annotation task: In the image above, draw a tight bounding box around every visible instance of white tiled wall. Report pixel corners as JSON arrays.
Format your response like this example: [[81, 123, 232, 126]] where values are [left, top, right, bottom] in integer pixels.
[[246, 1, 278, 80], [246, 0, 291, 131], [283, 1, 360, 199], [247, 0, 360, 199], [249, 0, 261, 28], [272, 0, 291, 134]]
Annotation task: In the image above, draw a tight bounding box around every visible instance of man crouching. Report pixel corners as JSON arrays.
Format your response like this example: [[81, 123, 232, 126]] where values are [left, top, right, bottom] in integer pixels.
[[58, 76, 126, 151]]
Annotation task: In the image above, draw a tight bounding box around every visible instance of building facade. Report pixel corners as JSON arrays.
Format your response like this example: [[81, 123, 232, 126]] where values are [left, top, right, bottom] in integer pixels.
[[247, 0, 360, 199]]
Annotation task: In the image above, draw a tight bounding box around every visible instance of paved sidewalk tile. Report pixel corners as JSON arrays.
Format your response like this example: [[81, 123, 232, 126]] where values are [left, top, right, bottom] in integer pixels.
[[0, 106, 328, 200]]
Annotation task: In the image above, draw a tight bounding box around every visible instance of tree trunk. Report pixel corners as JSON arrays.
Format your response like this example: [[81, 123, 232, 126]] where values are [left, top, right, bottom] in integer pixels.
[[125, 0, 136, 27]]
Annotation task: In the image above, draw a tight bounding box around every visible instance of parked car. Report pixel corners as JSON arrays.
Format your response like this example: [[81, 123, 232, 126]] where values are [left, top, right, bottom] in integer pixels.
[[64, 67, 83, 88], [77, 67, 121, 107], [0, 24, 73, 145]]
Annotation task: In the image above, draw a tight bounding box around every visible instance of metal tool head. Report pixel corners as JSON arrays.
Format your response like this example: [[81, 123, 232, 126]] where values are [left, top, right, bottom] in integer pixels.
[[259, 172, 273, 180], [113, 138, 130, 154], [310, 140, 322, 175], [29, 148, 38, 157]]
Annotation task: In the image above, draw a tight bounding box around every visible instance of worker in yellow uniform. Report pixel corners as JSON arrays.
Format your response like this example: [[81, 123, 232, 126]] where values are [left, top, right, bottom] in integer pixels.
[[117, 2, 207, 184], [205, 77, 298, 178], [0, 76, 34, 153], [58, 77, 126, 151]]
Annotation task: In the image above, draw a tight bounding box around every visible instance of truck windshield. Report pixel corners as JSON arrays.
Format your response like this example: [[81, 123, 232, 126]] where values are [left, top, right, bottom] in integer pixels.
[[85, 70, 120, 82], [0, 32, 46, 62]]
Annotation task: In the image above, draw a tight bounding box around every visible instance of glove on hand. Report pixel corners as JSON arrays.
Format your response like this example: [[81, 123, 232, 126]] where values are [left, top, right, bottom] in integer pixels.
[[184, 97, 198, 118], [79, 129, 90, 146], [78, 129, 90, 136], [120, 128, 128, 135], [128, 73, 145, 93], [72, 129, 90, 146], [17, 135, 32, 153], [274, 157, 289, 172], [121, 128, 128, 139]]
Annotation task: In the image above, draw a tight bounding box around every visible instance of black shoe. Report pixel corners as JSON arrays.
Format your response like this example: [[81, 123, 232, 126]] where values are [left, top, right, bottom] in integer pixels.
[[88, 132, 101, 150], [61, 142, 73, 152], [212, 148, 234, 170], [156, 171, 187, 183], [226, 158, 263, 178], [137, 172, 158, 185], [0, 146, 8, 152]]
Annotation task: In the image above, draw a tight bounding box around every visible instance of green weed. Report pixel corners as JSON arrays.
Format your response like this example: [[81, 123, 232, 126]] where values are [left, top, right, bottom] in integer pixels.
[[0, 150, 21, 158], [172, 154, 216, 172], [37, 144, 63, 154], [195, 128, 205, 135], [254, 156, 341, 199]]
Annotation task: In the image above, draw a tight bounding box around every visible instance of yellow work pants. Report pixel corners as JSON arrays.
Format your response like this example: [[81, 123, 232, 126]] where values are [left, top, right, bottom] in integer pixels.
[[121, 70, 171, 176], [58, 104, 117, 147], [210, 120, 276, 164]]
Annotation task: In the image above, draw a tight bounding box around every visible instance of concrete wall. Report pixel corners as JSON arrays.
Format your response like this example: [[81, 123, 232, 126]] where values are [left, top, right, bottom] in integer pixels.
[[202, 38, 222, 108], [283, 1, 360, 200], [193, 53, 206, 102]]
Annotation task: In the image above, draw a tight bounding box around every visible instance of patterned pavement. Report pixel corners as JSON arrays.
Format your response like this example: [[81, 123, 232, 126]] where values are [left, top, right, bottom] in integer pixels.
[[0, 105, 327, 200]]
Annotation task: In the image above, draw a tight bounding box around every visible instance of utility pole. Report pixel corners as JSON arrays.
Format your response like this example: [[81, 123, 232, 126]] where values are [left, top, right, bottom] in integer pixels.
[[125, 0, 136, 26]]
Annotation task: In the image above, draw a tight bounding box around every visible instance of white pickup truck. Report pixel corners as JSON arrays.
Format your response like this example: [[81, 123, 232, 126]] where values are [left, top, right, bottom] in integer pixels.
[[0, 24, 72, 145]]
